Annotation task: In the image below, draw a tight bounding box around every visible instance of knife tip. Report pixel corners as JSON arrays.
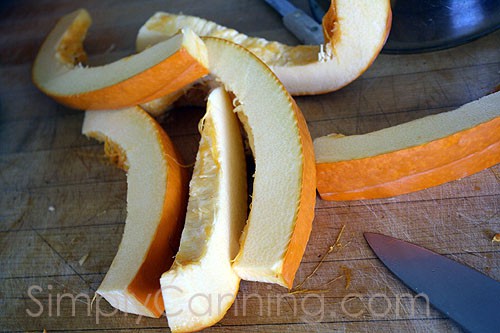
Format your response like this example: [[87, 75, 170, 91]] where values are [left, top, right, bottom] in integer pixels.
[[363, 231, 380, 241], [363, 232, 393, 247]]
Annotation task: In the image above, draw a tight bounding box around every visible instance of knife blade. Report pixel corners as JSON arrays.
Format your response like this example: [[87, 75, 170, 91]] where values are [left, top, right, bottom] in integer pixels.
[[264, 0, 324, 45], [364, 232, 500, 333]]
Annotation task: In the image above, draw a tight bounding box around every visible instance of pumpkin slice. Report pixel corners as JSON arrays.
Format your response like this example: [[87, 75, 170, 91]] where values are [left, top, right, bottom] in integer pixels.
[[161, 87, 247, 332], [199, 37, 316, 288], [82, 106, 188, 317], [33, 8, 208, 110], [315, 91, 500, 201], [136, 0, 391, 95]]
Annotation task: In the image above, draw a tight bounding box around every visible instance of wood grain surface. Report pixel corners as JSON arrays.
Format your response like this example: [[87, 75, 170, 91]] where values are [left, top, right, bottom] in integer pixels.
[[1, 1, 499, 332]]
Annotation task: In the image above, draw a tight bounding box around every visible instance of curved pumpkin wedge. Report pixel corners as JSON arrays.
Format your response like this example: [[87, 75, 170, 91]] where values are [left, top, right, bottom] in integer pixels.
[[161, 87, 247, 332], [315, 91, 500, 201], [82, 106, 188, 317], [200, 37, 316, 288], [33, 8, 208, 110], [136, 0, 391, 96]]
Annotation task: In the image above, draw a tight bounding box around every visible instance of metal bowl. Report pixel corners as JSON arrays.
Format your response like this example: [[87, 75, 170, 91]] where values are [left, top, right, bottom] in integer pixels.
[[309, 0, 500, 54]]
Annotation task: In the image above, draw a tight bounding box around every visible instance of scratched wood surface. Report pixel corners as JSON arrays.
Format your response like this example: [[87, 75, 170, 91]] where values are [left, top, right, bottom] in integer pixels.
[[1, 0, 499, 332]]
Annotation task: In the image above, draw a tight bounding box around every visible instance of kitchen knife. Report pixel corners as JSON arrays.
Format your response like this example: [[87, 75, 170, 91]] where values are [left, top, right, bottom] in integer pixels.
[[264, 0, 324, 45], [364, 232, 500, 333]]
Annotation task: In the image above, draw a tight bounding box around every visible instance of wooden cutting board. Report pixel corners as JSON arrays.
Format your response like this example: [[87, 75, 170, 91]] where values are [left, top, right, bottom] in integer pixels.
[[1, 1, 499, 332]]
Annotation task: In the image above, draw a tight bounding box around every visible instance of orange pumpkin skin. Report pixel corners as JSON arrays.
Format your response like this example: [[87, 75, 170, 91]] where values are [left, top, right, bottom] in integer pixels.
[[282, 99, 316, 288], [317, 116, 500, 201], [51, 48, 209, 110]]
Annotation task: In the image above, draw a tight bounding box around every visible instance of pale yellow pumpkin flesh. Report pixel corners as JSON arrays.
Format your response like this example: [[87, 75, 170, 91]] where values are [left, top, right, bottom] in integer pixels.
[[161, 87, 247, 332]]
